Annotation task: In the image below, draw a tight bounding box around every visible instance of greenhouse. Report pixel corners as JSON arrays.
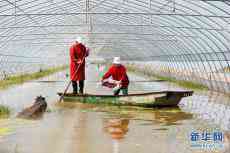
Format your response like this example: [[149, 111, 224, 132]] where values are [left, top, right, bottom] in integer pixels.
[[0, 0, 230, 153]]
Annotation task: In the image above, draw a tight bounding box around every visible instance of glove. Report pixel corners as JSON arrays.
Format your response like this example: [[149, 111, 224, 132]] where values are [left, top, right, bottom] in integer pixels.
[[113, 84, 121, 92], [109, 79, 116, 84], [115, 80, 121, 85], [108, 78, 120, 84]]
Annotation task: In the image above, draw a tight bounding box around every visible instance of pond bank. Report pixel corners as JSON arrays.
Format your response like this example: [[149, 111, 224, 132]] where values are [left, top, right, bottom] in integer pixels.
[[126, 63, 208, 91], [0, 65, 68, 117], [0, 65, 68, 90]]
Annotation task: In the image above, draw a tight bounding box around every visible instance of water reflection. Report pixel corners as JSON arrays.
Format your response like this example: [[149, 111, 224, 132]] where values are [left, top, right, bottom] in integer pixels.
[[57, 103, 193, 127], [180, 91, 230, 131], [103, 118, 129, 140], [152, 108, 193, 126], [103, 118, 129, 153]]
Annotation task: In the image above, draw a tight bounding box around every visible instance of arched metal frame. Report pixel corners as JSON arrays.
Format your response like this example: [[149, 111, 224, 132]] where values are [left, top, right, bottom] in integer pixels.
[[0, 0, 229, 93]]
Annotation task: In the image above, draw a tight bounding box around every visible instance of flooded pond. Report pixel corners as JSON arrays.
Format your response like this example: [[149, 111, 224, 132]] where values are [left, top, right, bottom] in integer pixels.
[[0, 64, 230, 153]]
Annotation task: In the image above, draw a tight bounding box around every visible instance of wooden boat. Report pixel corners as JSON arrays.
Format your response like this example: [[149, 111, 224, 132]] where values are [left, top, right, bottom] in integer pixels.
[[57, 90, 193, 107]]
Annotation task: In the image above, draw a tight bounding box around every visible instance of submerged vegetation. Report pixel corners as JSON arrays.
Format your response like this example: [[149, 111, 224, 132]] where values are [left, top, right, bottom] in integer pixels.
[[0, 105, 10, 117], [152, 74, 208, 90], [0, 65, 68, 89], [127, 64, 208, 90]]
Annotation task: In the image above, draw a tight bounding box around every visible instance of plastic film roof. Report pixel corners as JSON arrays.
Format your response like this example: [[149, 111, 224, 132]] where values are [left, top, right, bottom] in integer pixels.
[[0, 0, 230, 91]]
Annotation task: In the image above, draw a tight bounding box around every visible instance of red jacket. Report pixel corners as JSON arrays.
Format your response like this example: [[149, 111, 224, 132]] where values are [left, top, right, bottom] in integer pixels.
[[102, 64, 129, 88], [70, 43, 89, 81]]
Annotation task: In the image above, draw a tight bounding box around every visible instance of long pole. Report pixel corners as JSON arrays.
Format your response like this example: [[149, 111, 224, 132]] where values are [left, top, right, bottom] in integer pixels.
[[58, 55, 86, 102]]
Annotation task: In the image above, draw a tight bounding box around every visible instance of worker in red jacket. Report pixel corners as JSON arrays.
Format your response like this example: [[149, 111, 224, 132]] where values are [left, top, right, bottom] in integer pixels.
[[101, 57, 129, 95], [70, 37, 89, 94]]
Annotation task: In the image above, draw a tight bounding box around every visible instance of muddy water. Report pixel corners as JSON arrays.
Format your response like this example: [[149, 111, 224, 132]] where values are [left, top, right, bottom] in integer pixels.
[[0, 64, 230, 153]]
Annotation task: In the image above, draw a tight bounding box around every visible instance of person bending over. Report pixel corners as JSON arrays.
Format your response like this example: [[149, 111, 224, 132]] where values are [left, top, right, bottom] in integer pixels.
[[101, 57, 129, 95]]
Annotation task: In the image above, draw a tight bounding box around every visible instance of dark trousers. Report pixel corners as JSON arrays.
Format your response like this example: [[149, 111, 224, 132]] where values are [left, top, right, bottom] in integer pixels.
[[113, 88, 128, 96], [72, 80, 84, 94]]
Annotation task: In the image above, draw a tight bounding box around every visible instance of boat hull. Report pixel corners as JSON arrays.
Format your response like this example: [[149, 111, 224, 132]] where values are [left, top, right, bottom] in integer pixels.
[[57, 91, 193, 107]]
